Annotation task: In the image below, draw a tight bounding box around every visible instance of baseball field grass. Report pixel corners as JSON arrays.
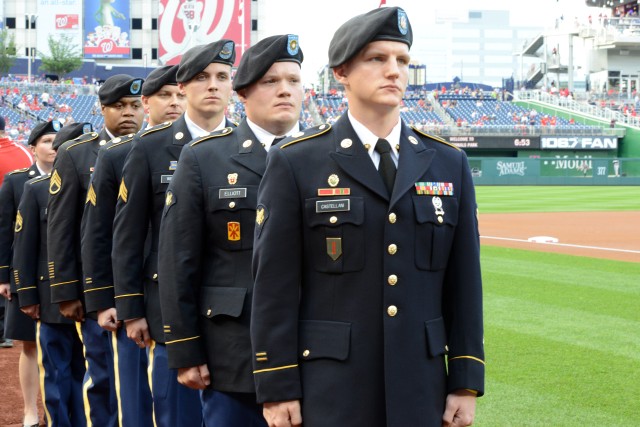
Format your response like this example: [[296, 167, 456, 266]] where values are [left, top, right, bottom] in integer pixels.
[[475, 185, 640, 213], [473, 187, 640, 426]]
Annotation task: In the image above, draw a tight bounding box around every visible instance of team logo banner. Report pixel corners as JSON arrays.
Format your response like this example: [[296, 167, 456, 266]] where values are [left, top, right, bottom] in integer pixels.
[[158, 0, 250, 66], [55, 15, 79, 30], [84, 0, 131, 58]]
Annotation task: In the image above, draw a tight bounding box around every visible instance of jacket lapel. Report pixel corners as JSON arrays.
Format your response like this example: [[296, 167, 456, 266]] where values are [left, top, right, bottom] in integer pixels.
[[389, 125, 435, 208], [168, 116, 192, 160], [328, 115, 388, 200], [229, 120, 267, 177]]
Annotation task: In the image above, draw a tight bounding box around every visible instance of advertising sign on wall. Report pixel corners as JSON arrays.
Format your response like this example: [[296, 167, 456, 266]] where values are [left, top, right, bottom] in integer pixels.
[[36, 0, 83, 57], [83, 0, 131, 59], [158, 0, 250, 66]]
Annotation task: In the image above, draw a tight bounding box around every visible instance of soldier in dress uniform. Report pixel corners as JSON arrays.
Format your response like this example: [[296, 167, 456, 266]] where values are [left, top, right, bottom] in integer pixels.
[[250, 8, 484, 427], [80, 65, 185, 427], [112, 39, 236, 426], [158, 34, 304, 427], [14, 123, 93, 427], [47, 74, 145, 427], [0, 119, 61, 427]]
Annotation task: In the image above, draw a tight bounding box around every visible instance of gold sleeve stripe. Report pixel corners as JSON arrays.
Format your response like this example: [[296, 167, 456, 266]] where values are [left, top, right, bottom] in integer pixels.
[[86, 184, 97, 206], [118, 179, 128, 203], [448, 355, 485, 365], [255, 352, 267, 357], [0, 266, 8, 269], [165, 336, 200, 345], [84, 285, 114, 293], [256, 357, 268, 362], [17, 286, 37, 291], [253, 364, 298, 374], [114, 293, 144, 298], [50, 279, 80, 287]]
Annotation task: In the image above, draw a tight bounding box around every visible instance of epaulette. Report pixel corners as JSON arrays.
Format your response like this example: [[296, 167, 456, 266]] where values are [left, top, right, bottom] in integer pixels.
[[190, 127, 233, 147], [7, 167, 30, 175], [280, 124, 332, 149], [411, 127, 461, 151], [106, 133, 136, 150], [29, 174, 50, 185], [140, 121, 172, 137], [67, 132, 100, 150]]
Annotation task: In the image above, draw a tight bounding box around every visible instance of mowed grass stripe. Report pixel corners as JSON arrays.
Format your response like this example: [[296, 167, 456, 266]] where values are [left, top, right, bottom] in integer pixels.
[[476, 246, 640, 425], [475, 186, 640, 213]]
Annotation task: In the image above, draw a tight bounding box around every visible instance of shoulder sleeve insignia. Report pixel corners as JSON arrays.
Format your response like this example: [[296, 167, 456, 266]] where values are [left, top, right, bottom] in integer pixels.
[[118, 178, 128, 203], [86, 183, 97, 206], [280, 124, 332, 149], [190, 127, 234, 147], [141, 121, 172, 137], [49, 170, 62, 195], [8, 167, 29, 175], [14, 211, 23, 233], [411, 127, 461, 151]]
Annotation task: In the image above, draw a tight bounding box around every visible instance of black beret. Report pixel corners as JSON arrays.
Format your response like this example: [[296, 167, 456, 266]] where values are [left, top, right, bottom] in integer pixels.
[[27, 120, 62, 146], [98, 74, 144, 105], [176, 39, 236, 83], [233, 34, 303, 92], [328, 7, 412, 68], [52, 122, 93, 151], [142, 65, 179, 96]]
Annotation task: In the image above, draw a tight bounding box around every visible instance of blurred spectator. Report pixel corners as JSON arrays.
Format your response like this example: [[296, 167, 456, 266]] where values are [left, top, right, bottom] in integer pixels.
[[0, 117, 34, 186]]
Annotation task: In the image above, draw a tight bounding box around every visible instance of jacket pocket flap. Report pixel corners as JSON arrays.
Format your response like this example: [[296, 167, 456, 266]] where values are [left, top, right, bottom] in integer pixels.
[[425, 317, 447, 358], [413, 195, 458, 226], [299, 320, 351, 361], [199, 286, 247, 318]]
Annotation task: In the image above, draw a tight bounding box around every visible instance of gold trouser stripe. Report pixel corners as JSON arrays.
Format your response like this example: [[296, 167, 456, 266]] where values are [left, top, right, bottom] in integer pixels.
[[448, 355, 485, 365], [17, 286, 37, 291], [36, 321, 53, 426], [253, 364, 299, 374], [112, 331, 124, 426], [75, 321, 93, 427], [147, 340, 158, 427]]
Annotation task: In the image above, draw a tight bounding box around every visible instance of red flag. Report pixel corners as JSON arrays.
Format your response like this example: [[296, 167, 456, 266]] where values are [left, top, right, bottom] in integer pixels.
[[379, 0, 386, 7]]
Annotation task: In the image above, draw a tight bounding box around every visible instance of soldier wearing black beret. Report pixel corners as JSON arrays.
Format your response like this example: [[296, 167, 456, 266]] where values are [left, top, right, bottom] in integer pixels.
[[111, 40, 237, 427], [141, 65, 186, 127], [13, 121, 90, 427], [47, 73, 146, 427], [158, 34, 304, 427], [251, 7, 485, 427], [0, 119, 61, 426], [80, 66, 186, 427]]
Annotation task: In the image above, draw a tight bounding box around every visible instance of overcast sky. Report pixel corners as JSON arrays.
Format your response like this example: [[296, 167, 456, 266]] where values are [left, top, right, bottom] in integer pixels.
[[258, 0, 596, 83]]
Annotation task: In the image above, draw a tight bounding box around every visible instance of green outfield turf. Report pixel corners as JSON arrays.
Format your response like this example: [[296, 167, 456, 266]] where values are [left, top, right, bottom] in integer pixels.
[[475, 186, 640, 213], [474, 246, 640, 426]]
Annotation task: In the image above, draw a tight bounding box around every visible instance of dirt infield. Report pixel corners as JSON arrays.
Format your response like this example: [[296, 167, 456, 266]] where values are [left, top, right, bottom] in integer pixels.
[[0, 211, 637, 426], [479, 211, 640, 263]]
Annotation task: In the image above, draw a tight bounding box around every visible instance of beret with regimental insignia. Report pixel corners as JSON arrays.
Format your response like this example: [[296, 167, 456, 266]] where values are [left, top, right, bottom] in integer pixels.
[[99, 74, 144, 106], [142, 65, 179, 96], [328, 7, 412, 67], [52, 122, 94, 151], [27, 119, 62, 146], [233, 34, 303, 91], [177, 39, 236, 83]]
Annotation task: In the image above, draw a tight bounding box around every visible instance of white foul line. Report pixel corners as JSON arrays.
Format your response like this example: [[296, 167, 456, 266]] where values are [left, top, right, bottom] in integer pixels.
[[481, 236, 640, 255]]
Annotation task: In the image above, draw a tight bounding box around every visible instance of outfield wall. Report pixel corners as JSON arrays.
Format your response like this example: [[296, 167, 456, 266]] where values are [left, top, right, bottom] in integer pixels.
[[468, 157, 640, 185]]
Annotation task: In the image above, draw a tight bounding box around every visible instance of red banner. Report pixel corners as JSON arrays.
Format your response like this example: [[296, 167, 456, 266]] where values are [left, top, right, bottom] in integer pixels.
[[158, 0, 250, 66], [55, 14, 79, 30]]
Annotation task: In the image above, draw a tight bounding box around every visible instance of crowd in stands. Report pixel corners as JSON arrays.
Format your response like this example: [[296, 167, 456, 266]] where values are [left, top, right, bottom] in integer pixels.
[[0, 82, 615, 145]]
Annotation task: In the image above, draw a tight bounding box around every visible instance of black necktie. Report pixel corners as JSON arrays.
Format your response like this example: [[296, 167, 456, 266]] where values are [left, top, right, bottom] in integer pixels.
[[374, 138, 396, 195], [272, 136, 285, 145]]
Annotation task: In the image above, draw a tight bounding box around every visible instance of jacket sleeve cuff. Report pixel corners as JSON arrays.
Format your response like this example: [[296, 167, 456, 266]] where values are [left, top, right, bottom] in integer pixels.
[[447, 355, 485, 397], [164, 336, 207, 369], [253, 364, 302, 404]]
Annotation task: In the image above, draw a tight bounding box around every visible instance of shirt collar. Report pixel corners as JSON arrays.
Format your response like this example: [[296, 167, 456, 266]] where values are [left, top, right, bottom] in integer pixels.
[[245, 118, 300, 151], [184, 112, 227, 139], [347, 110, 401, 156]]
